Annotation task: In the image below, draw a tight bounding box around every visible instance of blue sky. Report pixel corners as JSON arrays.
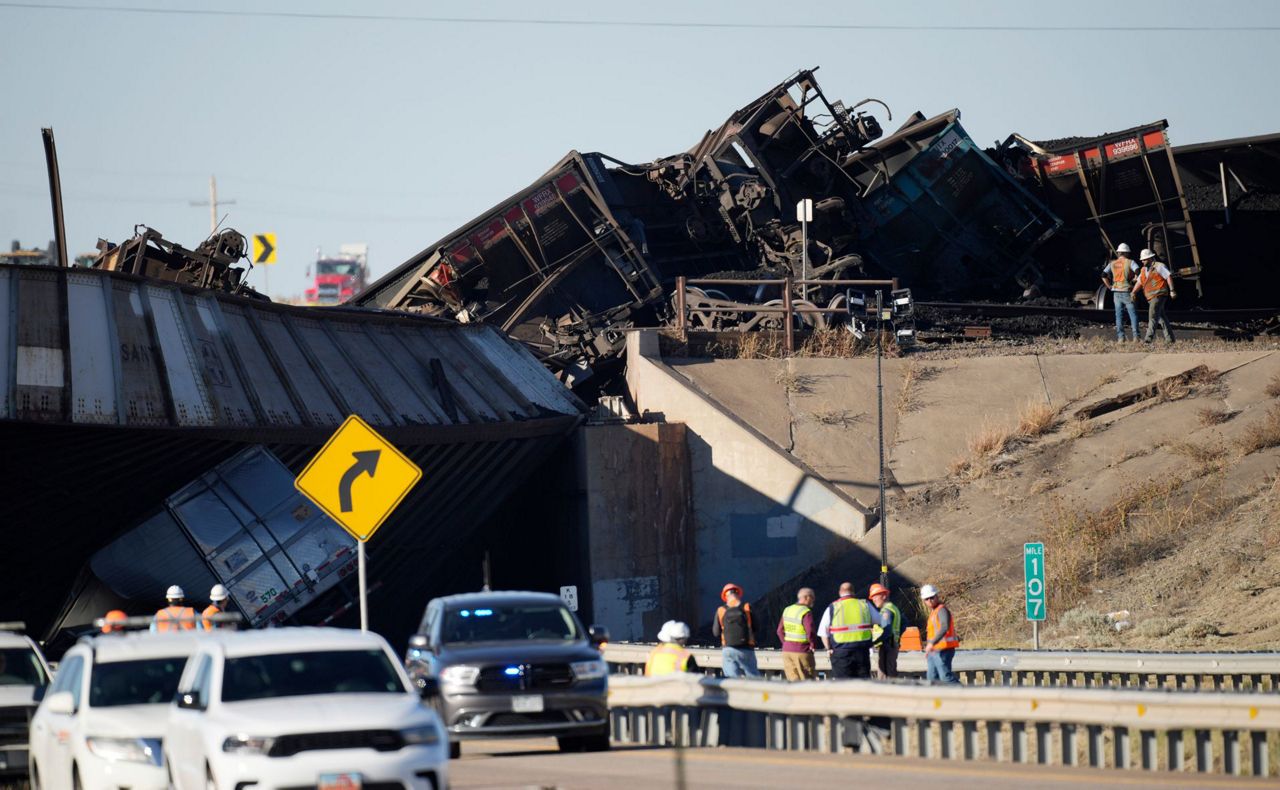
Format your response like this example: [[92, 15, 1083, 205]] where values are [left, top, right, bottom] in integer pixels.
[[2, 0, 1278, 299]]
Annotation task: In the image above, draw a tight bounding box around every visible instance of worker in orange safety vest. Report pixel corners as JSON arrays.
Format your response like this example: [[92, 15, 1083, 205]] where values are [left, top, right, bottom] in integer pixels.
[[644, 620, 698, 676], [152, 585, 196, 632], [922, 583, 960, 684], [202, 584, 232, 631], [1131, 248, 1177, 343]]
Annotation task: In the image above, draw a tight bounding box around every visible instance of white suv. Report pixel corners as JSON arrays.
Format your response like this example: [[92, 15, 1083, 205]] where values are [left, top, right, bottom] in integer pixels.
[[28, 631, 200, 790], [1, 625, 52, 783], [165, 627, 447, 790]]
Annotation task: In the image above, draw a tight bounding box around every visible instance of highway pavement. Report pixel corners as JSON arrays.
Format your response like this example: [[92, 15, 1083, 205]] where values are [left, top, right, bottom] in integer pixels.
[[451, 738, 1274, 789]]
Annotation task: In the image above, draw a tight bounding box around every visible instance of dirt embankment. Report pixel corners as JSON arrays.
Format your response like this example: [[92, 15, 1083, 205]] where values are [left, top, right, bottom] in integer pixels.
[[890, 352, 1280, 651]]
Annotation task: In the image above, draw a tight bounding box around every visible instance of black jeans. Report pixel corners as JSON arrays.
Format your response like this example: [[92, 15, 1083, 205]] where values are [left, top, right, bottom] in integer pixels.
[[829, 645, 871, 679]]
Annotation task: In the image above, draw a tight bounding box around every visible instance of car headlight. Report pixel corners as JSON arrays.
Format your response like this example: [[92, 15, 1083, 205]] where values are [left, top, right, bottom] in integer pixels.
[[222, 734, 275, 755], [85, 736, 163, 766], [401, 723, 441, 745], [439, 665, 480, 685], [570, 658, 608, 681]]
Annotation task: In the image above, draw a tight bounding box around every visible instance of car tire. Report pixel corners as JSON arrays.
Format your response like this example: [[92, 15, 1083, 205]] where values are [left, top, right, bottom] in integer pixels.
[[558, 732, 611, 753], [448, 740, 461, 760]]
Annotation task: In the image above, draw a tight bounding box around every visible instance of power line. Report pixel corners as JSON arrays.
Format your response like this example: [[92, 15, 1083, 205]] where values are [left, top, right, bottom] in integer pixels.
[[1, 2, 1277, 32]]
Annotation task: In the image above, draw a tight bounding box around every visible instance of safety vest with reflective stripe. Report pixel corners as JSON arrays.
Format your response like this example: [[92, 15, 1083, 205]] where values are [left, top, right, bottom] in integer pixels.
[[873, 601, 903, 645], [1139, 265, 1171, 299], [828, 597, 874, 645], [781, 603, 811, 643], [202, 604, 226, 631], [1110, 258, 1134, 290], [644, 643, 693, 676], [154, 605, 196, 632], [927, 604, 960, 651]]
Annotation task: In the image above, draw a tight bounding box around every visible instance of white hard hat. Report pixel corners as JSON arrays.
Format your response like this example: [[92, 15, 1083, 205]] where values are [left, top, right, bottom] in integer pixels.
[[165, 585, 185, 600], [210, 584, 229, 602], [920, 584, 939, 600], [1140, 248, 1156, 261], [1116, 243, 1131, 254], [657, 620, 691, 643]]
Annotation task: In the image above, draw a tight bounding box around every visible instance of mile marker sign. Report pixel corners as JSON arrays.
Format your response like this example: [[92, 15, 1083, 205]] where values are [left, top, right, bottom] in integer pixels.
[[1024, 542, 1046, 621]]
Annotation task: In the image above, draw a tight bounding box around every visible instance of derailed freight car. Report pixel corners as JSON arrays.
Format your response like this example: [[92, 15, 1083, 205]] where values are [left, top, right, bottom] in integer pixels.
[[356, 69, 1064, 373]]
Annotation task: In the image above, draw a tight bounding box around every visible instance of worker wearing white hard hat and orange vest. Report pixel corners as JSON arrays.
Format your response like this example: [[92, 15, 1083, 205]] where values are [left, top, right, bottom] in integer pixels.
[[1131, 248, 1177, 343], [644, 621, 698, 676], [1102, 243, 1140, 342], [152, 585, 196, 632], [202, 584, 232, 631], [869, 583, 903, 678], [921, 584, 960, 684]]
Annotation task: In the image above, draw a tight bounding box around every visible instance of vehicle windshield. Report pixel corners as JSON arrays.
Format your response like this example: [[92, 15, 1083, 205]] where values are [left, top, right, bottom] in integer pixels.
[[89, 657, 186, 706], [221, 649, 405, 702], [0, 647, 48, 687], [442, 603, 581, 645], [317, 261, 359, 276]]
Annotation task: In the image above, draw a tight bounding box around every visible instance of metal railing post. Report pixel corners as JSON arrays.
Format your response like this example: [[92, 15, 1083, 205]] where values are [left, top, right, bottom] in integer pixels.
[[782, 276, 794, 355], [676, 275, 687, 336]]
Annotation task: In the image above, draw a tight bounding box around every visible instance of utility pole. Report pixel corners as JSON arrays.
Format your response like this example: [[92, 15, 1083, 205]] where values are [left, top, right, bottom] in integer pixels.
[[190, 175, 235, 235], [876, 290, 888, 588]]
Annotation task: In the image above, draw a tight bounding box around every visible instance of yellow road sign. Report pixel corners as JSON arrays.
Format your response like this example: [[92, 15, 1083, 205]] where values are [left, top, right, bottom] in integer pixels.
[[294, 414, 422, 542], [252, 233, 277, 264]]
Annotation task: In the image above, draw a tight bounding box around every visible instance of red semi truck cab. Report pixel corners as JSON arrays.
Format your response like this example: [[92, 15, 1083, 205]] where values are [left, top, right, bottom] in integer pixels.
[[304, 244, 369, 305]]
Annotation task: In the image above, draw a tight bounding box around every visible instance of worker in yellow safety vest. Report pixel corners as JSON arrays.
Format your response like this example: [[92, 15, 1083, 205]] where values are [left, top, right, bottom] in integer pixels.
[[869, 583, 902, 678], [776, 587, 818, 681], [922, 583, 960, 683], [202, 584, 232, 631], [819, 582, 874, 679], [644, 620, 698, 676], [152, 585, 197, 632]]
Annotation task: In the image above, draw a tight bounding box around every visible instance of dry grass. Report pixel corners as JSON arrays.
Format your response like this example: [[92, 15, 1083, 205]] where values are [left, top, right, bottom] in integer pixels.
[[1197, 406, 1236, 426], [968, 419, 1013, 457], [732, 332, 785, 360], [773, 366, 816, 394], [1236, 405, 1280, 455], [1016, 399, 1059, 438], [809, 409, 863, 427], [1266, 374, 1280, 398], [1066, 417, 1101, 439], [1029, 476, 1058, 495], [895, 362, 940, 416], [1155, 377, 1192, 402], [1168, 440, 1226, 465]]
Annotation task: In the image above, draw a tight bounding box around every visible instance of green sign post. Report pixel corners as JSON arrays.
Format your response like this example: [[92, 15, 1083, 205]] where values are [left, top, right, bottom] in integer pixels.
[[1024, 542, 1046, 650]]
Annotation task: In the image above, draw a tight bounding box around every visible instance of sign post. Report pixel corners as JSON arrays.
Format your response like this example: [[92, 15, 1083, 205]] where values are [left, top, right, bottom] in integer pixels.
[[1024, 542, 1046, 650], [795, 199, 813, 301], [295, 414, 423, 631]]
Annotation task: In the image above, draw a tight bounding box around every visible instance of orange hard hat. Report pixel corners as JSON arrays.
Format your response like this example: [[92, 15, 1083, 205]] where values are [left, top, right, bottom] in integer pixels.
[[721, 583, 743, 602], [102, 610, 127, 633], [868, 583, 890, 599]]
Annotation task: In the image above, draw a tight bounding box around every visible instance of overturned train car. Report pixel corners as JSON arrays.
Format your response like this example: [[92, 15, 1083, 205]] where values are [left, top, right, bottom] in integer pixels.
[[356, 69, 1061, 377]]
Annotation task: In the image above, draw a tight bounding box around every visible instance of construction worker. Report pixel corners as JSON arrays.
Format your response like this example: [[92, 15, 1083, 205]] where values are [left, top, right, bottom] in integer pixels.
[[100, 610, 127, 634], [712, 583, 760, 678], [817, 582, 875, 679], [152, 585, 196, 632], [1131, 248, 1177, 343], [1103, 243, 1140, 341], [202, 584, 231, 631], [644, 621, 698, 676], [776, 587, 819, 681], [868, 583, 902, 678], [921, 584, 960, 684]]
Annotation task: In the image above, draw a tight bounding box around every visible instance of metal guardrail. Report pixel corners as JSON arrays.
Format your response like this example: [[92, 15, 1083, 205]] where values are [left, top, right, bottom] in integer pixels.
[[607, 673, 1280, 776], [604, 643, 1280, 691]]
